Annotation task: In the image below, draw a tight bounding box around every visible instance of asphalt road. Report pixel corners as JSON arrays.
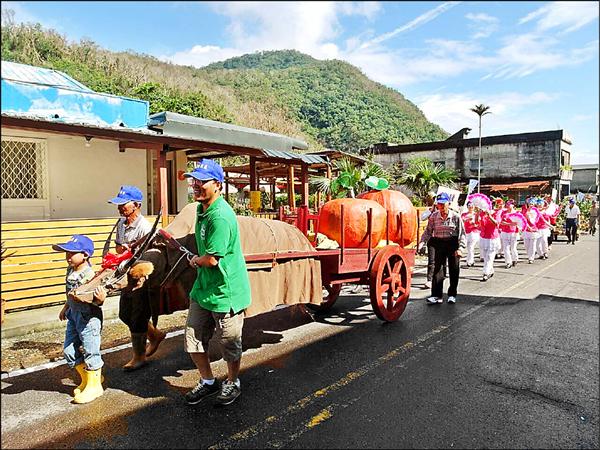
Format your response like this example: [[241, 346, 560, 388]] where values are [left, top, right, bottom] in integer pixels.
[[1, 235, 598, 449]]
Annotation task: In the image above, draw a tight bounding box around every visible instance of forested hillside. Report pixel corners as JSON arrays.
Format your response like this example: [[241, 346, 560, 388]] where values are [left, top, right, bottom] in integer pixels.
[[1, 14, 448, 153]]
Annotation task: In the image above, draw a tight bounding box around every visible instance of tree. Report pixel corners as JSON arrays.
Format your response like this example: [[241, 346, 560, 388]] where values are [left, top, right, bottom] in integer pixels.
[[470, 104, 491, 193], [390, 157, 457, 205], [310, 157, 387, 199]]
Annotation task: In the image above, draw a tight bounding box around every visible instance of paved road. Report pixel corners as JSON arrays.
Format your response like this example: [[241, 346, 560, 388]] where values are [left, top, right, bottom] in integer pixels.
[[1, 236, 598, 449]]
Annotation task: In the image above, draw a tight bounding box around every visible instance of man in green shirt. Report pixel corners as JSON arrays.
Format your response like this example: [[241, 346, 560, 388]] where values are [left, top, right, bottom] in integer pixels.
[[183, 159, 251, 406]]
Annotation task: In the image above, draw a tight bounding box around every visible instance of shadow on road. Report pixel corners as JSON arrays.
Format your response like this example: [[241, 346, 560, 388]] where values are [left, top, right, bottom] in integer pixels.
[[1, 292, 598, 449]]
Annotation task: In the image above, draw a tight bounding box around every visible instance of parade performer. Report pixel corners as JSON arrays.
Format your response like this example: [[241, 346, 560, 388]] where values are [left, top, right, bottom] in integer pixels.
[[478, 198, 502, 281], [522, 201, 541, 263], [108, 185, 166, 371], [418, 192, 466, 304], [499, 199, 519, 269], [535, 198, 553, 259], [183, 159, 251, 406], [461, 201, 480, 267], [544, 195, 560, 249], [54, 235, 106, 404]]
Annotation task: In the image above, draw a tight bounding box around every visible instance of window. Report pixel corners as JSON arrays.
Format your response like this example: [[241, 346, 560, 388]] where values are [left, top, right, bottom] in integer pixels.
[[469, 158, 482, 171], [1, 137, 48, 200]]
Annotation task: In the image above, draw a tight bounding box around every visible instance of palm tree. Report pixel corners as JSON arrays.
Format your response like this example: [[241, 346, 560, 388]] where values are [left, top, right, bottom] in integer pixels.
[[310, 157, 387, 199], [390, 157, 457, 205], [470, 104, 491, 193]]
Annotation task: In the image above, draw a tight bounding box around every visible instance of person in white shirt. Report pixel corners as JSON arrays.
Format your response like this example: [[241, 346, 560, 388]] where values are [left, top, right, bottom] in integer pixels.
[[565, 198, 581, 245]]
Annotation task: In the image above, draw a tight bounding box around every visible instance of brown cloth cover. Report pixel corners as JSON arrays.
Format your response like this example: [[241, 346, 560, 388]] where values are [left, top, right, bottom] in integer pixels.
[[166, 203, 323, 317]]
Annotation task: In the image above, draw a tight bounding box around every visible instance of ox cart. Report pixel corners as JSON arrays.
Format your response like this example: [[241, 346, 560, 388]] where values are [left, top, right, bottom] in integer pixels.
[[241, 205, 417, 322], [74, 204, 417, 324]]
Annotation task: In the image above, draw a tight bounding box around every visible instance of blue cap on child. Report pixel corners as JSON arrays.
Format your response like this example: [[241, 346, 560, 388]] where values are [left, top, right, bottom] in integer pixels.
[[52, 234, 94, 258]]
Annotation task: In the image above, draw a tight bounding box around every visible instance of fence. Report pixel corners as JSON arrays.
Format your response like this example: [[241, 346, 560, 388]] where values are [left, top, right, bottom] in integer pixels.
[[0, 216, 173, 314]]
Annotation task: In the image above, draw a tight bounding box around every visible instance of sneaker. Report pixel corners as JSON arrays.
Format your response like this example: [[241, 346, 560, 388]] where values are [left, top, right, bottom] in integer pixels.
[[505, 264, 511, 269], [427, 296, 443, 304], [528, 259, 533, 264], [215, 380, 241, 406], [447, 296, 456, 304], [423, 281, 431, 289], [185, 380, 221, 405], [482, 275, 489, 282], [512, 261, 517, 267]]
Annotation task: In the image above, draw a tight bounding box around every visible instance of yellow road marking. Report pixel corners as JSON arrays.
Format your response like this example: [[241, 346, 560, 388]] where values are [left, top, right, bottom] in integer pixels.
[[211, 255, 575, 448], [306, 407, 333, 429], [498, 254, 572, 297]]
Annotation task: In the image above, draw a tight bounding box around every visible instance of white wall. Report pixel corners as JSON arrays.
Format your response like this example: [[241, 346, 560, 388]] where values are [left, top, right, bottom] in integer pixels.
[[1, 128, 149, 220]]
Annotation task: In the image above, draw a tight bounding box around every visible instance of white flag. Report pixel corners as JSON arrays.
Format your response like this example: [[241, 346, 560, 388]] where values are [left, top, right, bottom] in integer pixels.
[[467, 179, 479, 195]]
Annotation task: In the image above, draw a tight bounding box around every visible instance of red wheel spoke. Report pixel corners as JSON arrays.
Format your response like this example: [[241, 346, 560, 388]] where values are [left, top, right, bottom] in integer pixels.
[[385, 260, 393, 277]]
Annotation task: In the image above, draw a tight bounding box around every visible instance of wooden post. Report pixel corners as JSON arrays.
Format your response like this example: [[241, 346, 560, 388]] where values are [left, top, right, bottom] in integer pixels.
[[326, 164, 332, 202], [160, 167, 168, 228], [288, 165, 295, 210], [271, 178, 277, 210], [249, 156, 261, 212], [301, 163, 309, 208], [156, 145, 168, 217], [225, 171, 230, 203], [316, 191, 322, 209], [249, 157, 258, 191]]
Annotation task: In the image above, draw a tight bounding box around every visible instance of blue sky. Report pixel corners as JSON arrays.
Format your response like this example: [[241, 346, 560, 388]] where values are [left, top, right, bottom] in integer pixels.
[[3, 1, 599, 164]]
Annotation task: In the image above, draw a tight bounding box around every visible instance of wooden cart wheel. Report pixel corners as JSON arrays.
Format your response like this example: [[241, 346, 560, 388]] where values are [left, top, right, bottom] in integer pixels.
[[369, 245, 411, 322], [307, 284, 342, 312]]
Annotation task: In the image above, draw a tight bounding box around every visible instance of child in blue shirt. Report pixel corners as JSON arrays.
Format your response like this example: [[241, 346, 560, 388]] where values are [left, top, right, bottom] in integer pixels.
[[53, 234, 106, 404]]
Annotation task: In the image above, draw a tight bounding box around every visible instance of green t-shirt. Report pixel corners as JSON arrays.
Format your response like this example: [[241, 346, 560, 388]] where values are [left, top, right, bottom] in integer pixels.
[[189, 197, 251, 313]]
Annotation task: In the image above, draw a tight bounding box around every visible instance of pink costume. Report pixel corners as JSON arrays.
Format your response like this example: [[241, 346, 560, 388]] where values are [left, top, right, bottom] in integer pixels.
[[522, 206, 541, 262], [499, 209, 519, 267], [478, 210, 502, 276], [535, 212, 551, 257], [461, 211, 480, 266]]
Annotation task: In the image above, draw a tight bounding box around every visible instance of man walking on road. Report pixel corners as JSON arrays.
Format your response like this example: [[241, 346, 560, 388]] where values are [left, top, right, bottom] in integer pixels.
[[418, 192, 466, 304], [565, 198, 581, 245], [183, 159, 251, 406], [589, 200, 598, 236]]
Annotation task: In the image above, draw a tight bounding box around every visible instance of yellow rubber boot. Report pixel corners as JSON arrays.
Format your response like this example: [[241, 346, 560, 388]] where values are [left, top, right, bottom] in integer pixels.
[[74, 363, 105, 396], [73, 363, 87, 396], [73, 368, 104, 404]]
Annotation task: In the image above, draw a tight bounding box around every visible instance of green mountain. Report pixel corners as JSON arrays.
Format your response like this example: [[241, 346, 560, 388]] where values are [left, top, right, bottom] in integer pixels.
[[1, 18, 448, 153]]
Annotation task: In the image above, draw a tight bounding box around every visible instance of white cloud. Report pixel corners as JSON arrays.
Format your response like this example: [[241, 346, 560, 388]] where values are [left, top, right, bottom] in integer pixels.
[[465, 12, 499, 39], [414, 91, 560, 136], [161, 45, 243, 68], [359, 1, 460, 49], [571, 114, 595, 122], [1, 1, 63, 31], [161, 1, 383, 67], [483, 35, 598, 79], [519, 1, 599, 34]]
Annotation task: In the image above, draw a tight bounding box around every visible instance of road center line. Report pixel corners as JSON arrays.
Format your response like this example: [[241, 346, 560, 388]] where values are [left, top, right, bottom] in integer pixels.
[[208, 302, 487, 449], [497, 253, 572, 297]]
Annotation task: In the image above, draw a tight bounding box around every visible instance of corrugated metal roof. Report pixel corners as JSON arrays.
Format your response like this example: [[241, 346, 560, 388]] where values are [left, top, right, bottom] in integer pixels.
[[1, 111, 159, 135], [149, 111, 309, 153], [1, 61, 93, 92], [261, 148, 326, 164]]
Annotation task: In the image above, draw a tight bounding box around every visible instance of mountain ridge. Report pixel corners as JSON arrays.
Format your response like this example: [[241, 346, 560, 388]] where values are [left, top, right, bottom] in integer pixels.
[[1, 17, 449, 153]]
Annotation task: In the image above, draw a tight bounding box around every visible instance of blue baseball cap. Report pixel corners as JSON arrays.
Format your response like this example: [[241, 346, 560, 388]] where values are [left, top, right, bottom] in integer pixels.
[[569, 197, 575, 203], [108, 185, 143, 205], [52, 234, 94, 257], [436, 192, 451, 204], [183, 159, 225, 183]]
